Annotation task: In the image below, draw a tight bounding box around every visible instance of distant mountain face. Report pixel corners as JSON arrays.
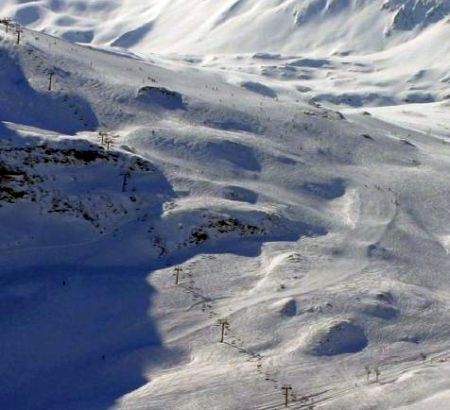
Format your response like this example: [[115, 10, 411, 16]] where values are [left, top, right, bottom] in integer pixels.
[[1, 0, 450, 54], [295, 0, 450, 27], [383, 0, 450, 30]]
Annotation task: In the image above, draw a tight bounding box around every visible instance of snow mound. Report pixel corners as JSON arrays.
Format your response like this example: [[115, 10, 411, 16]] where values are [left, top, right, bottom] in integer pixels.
[[240, 81, 277, 98], [277, 298, 298, 317], [137, 86, 185, 110], [304, 319, 368, 356]]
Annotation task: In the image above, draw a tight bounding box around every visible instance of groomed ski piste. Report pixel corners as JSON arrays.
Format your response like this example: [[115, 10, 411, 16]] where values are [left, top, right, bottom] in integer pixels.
[[1, 1, 450, 409]]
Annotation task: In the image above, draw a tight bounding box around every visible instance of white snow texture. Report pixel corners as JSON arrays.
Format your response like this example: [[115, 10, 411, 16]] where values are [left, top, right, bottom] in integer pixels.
[[1, 1, 450, 409]]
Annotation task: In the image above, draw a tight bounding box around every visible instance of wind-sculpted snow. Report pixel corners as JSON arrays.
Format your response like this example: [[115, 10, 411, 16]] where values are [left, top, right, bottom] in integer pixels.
[[304, 320, 368, 356], [2, 0, 450, 54], [1, 15, 450, 410]]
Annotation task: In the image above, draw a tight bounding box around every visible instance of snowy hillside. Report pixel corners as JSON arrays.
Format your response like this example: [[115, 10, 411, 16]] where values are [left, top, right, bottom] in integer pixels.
[[1, 2, 450, 410], [1, 0, 450, 54], [2, 0, 450, 109]]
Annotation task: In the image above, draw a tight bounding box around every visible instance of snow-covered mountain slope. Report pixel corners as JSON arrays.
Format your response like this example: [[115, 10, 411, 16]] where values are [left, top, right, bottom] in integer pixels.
[[2, 19, 450, 410], [1, 0, 450, 55], [2, 0, 450, 113]]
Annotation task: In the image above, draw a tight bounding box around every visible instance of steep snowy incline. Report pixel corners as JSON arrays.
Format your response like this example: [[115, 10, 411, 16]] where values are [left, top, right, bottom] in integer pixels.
[[1, 0, 450, 55], [2, 23, 450, 410]]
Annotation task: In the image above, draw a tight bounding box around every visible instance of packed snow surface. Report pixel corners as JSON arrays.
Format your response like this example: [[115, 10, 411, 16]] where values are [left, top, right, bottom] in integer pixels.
[[0, 2, 450, 410]]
